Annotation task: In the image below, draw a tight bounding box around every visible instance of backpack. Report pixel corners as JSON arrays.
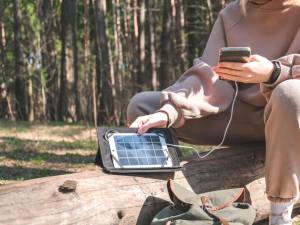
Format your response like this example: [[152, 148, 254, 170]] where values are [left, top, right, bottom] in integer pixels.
[[151, 180, 256, 225]]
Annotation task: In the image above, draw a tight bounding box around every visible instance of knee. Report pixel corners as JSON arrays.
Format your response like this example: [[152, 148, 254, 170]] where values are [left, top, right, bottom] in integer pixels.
[[268, 80, 300, 118], [127, 93, 145, 124], [127, 91, 160, 125]]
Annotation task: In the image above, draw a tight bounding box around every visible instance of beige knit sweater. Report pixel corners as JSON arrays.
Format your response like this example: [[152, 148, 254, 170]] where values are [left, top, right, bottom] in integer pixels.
[[159, 0, 300, 128]]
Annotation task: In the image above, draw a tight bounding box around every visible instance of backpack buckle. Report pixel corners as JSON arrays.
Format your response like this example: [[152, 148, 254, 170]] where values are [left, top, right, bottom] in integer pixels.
[[200, 196, 213, 210]]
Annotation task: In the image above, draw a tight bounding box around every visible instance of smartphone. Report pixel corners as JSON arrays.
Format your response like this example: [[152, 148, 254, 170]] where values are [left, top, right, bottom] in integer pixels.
[[219, 47, 251, 63]]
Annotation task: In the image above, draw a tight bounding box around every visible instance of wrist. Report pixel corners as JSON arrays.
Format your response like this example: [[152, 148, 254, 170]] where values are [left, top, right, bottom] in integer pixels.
[[265, 61, 275, 82], [155, 110, 170, 128], [159, 103, 179, 127], [265, 60, 281, 84]]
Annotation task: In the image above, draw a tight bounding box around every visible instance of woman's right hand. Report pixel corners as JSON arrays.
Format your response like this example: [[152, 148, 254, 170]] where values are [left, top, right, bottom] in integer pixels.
[[129, 111, 168, 134]]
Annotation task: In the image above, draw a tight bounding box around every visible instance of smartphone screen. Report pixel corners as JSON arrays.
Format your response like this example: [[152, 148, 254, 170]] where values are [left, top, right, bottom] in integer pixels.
[[219, 47, 251, 63]]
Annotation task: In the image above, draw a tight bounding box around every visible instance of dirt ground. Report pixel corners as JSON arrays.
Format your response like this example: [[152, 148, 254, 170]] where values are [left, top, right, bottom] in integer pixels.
[[0, 120, 99, 185]]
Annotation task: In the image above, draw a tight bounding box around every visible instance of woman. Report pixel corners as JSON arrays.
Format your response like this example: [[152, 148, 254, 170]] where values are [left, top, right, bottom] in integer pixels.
[[127, 0, 300, 224]]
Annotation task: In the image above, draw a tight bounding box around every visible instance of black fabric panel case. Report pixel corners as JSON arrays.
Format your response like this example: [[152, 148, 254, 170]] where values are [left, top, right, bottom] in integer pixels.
[[95, 127, 182, 173]]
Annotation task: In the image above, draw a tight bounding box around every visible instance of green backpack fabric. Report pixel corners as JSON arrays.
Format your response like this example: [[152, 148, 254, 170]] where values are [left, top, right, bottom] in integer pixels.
[[151, 180, 256, 225]]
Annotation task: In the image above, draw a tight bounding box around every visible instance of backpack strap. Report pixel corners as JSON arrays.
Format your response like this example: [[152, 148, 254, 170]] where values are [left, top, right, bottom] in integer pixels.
[[167, 179, 200, 207], [210, 188, 246, 211], [201, 196, 229, 225]]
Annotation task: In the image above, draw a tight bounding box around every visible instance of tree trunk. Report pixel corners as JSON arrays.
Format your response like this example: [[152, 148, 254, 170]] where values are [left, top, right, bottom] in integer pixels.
[[38, 0, 59, 121], [27, 66, 34, 122], [132, 0, 140, 91], [93, 0, 114, 124], [106, 4, 117, 125], [88, 0, 98, 127], [58, 0, 78, 122], [175, 0, 186, 72], [13, 0, 28, 120], [0, 5, 15, 121], [113, 0, 124, 125], [148, 0, 158, 91], [113, 0, 124, 92], [206, 0, 214, 30], [83, 0, 91, 122], [0, 4, 4, 68], [0, 3, 7, 118], [73, 3, 81, 121], [138, 0, 146, 88], [159, 0, 171, 89], [0, 144, 299, 225]]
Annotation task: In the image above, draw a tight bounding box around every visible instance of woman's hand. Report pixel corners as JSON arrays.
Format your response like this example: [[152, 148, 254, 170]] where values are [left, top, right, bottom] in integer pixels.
[[129, 112, 168, 134], [213, 54, 274, 83]]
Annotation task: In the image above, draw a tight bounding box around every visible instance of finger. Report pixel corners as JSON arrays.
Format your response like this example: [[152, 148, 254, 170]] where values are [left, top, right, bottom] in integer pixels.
[[138, 126, 148, 135], [129, 118, 141, 128], [214, 67, 245, 77], [138, 118, 167, 134], [138, 119, 160, 134], [137, 122, 148, 135], [130, 116, 149, 128], [138, 119, 154, 134], [218, 62, 245, 71], [137, 118, 151, 134], [218, 73, 251, 83], [166, 221, 172, 225]]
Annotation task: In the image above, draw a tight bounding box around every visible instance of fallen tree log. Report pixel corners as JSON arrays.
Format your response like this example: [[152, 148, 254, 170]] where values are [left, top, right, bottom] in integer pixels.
[[0, 143, 299, 225]]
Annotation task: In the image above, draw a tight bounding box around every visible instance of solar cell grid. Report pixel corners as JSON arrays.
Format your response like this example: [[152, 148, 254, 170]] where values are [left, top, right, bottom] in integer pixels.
[[111, 134, 170, 168]]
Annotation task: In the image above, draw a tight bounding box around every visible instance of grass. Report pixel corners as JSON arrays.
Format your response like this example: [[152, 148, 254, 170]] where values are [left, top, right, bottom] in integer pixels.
[[0, 119, 220, 185], [0, 119, 98, 184], [2, 137, 97, 151], [30, 156, 45, 165]]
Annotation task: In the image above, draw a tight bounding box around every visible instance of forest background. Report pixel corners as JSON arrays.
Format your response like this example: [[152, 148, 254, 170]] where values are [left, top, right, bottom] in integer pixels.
[[0, 0, 230, 126]]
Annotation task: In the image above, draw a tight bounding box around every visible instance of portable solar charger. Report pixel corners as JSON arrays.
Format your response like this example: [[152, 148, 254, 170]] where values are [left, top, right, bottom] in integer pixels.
[[95, 127, 182, 173]]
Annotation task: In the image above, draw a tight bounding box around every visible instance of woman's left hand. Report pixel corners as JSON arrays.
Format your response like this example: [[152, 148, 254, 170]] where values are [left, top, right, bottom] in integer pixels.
[[213, 54, 274, 83]]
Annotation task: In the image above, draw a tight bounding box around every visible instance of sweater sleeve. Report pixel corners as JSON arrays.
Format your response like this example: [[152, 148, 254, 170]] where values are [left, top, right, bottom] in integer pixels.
[[260, 54, 300, 100], [158, 16, 235, 128]]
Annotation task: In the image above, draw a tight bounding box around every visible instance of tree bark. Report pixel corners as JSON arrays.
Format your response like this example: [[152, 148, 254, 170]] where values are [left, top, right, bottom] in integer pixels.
[[0, 4, 4, 68], [58, 0, 79, 122], [0, 3, 7, 118], [93, 0, 114, 124], [0, 3, 15, 121], [132, 0, 140, 91], [206, 0, 214, 30], [83, 0, 91, 122], [159, 0, 171, 89], [175, 0, 186, 72], [113, 0, 124, 125], [106, 5, 117, 125], [1, 144, 299, 225], [138, 0, 146, 88], [13, 0, 28, 120], [38, 0, 59, 120], [148, 0, 158, 91], [113, 0, 124, 92], [27, 65, 34, 122]]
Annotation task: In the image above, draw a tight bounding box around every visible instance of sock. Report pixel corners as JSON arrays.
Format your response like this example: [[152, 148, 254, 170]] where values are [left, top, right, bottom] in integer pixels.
[[269, 201, 294, 225]]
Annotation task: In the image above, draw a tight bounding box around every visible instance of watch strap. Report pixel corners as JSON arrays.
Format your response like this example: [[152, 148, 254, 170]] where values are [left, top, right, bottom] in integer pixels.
[[265, 60, 281, 84]]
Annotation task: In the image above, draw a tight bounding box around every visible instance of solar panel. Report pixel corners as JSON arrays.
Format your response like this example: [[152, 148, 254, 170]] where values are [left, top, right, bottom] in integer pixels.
[[108, 133, 173, 169]]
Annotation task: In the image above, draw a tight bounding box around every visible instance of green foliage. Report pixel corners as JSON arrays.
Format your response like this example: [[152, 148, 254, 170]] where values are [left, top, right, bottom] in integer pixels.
[[0, 0, 230, 124]]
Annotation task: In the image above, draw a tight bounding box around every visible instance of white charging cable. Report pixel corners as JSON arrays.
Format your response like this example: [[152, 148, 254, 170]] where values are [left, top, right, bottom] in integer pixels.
[[166, 81, 239, 159]]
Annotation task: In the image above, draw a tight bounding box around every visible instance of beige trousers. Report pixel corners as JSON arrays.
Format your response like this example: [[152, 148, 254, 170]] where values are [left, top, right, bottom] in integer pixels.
[[127, 80, 300, 202]]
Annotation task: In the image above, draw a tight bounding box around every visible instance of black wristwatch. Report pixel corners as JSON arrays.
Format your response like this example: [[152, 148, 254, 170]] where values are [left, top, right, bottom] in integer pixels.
[[265, 60, 281, 84]]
